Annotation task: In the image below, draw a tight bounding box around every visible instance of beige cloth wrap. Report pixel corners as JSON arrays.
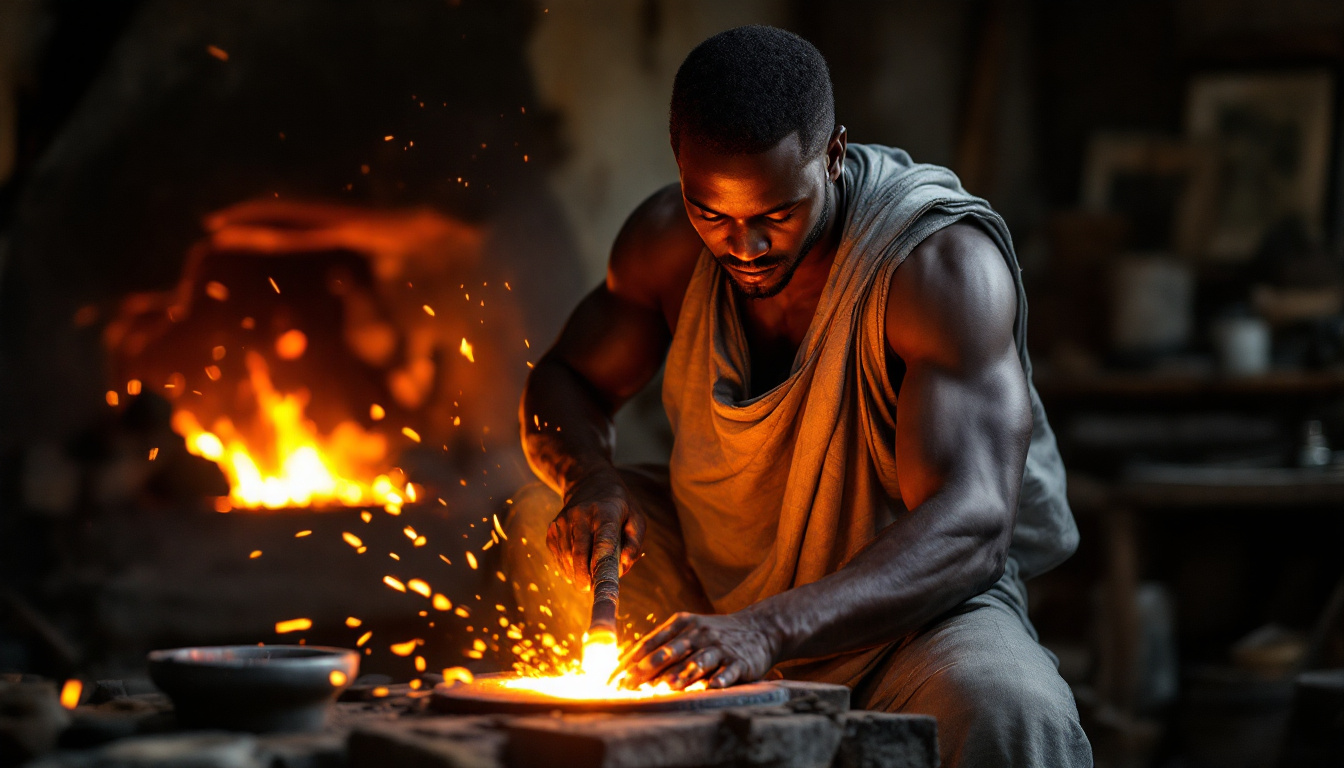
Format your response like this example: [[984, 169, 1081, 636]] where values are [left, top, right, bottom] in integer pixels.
[[660, 143, 1077, 680]]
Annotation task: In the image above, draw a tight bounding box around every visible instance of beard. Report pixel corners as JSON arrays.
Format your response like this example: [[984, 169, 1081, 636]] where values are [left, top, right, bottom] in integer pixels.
[[721, 181, 834, 300]]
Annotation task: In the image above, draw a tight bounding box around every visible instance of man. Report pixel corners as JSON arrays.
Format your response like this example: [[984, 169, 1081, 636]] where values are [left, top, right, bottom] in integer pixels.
[[507, 25, 1090, 767]]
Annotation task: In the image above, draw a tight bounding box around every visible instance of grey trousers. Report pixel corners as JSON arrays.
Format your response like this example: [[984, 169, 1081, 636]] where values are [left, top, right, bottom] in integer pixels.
[[504, 468, 1093, 768]]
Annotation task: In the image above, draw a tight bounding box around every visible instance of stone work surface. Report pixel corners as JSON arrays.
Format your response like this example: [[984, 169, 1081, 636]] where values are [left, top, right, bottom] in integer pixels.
[[10, 679, 937, 768]]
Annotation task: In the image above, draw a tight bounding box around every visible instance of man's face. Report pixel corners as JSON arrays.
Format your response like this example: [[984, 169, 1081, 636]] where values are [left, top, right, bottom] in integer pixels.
[[676, 132, 837, 299]]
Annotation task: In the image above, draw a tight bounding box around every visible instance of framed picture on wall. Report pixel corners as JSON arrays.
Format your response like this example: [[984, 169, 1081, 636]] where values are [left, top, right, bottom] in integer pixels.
[[1185, 70, 1336, 262], [1080, 133, 1217, 259]]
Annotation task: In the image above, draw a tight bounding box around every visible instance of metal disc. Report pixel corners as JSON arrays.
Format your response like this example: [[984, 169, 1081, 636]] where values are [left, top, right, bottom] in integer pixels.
[[430, 673, 789, 715]]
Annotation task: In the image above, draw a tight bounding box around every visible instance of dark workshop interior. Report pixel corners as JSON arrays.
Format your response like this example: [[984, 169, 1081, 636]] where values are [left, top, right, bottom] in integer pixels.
[[0, 1, 1341, 767]]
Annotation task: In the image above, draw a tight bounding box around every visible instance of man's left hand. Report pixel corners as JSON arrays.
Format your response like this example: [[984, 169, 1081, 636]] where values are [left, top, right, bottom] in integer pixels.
[[617, 611, 779, 690]]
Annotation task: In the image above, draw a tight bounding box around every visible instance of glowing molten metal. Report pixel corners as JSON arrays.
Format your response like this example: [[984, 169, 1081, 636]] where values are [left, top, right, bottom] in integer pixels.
[[495, 629, 705, 700], [172, 351, 411, 511]]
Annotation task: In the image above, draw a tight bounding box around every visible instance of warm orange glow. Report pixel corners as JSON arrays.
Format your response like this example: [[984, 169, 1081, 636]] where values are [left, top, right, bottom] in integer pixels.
[[401, 427, 421, 443], [345, 616, 362, 628], [205, 281, 230, 301], [206, 45, 229, 62], [390, 640, 418, 656], [459, 338, 474, 363], [356, 630, 372, 647], [432, 594, 452, 611], [172, 352, 412, 510], [343, 532, 363, 548], [384, 576, 406, 592], [274, 329, 307, 360], [407, 579, 431, 597], [496, 630, 708, 701], [275, 618, 312, 634], [329, 670, 347, 687], [127, 379, 142, 395], [106, 390, 119, 406], [59, 679, 82, 709], [369, 404, 385, 421], [465, 551, 478, 570]]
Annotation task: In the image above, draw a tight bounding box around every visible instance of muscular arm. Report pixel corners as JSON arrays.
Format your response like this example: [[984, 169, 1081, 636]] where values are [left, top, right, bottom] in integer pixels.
[[623, 223, 1032, 687], [521, 184, 701, 586]]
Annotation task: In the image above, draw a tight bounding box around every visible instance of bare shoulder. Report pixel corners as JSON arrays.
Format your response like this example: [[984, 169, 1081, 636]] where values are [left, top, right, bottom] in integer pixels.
[[885, 222, 1018, 371], [607, 183, 705, 325]]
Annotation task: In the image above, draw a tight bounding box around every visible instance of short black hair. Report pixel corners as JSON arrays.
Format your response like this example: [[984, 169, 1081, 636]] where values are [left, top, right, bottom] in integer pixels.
[[670, 26, 834, 157]]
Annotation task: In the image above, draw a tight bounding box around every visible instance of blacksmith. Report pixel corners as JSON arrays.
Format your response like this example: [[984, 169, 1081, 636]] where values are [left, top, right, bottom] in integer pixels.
[[506, 25, 1091, 767]]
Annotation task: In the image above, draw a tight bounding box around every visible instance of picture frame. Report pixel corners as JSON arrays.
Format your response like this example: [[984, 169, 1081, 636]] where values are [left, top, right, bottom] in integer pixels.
[[1185, 70, 1336, 262], [1080, 133, 1218, 260]]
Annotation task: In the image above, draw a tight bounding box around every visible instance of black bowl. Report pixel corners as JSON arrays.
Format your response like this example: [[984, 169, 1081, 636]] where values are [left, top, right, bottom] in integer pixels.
[[148, 645, 358, 733]]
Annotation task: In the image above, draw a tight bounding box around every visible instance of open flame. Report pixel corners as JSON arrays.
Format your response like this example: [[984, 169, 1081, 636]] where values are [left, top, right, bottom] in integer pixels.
[[172, 351, 411, 511]]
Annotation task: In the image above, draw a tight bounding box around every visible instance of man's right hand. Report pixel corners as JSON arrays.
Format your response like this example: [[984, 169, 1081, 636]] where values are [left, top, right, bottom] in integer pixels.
[[547, 470, 647, 592]]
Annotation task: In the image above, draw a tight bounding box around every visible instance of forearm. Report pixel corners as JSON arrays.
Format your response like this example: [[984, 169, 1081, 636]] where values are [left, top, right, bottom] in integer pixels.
[[747, 488, 1013, 662], [519, 355, 621, 496]]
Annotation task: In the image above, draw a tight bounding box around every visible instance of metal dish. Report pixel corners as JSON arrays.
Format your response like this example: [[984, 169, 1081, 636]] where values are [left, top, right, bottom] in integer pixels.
[[147, 645, 357, 733], [431, 672, 788, 714]]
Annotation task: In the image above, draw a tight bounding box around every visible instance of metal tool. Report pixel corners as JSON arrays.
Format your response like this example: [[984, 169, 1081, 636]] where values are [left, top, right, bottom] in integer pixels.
[[587, 534, 621, 640]]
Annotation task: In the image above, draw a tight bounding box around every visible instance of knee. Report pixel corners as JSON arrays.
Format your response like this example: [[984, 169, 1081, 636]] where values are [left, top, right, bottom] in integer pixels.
[[918, 656, 1090, 765]]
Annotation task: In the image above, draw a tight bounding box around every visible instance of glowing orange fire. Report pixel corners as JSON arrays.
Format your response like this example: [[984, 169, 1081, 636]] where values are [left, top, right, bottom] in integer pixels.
[[495, 630, 706, 700], [172, 351, 412, 511]]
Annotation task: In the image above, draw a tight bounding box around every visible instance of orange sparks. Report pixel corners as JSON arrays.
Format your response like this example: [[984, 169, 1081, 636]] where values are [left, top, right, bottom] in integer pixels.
[[465, 551, 478, 570], [407, 579, 431, 597], [492, 514, 507, 540], [369, 404, 385, 421], [249, 550, 262, 559], [454, 606, 470, 618], [390, 640, 418, 656], [438, 554, 452, 565], [105, 391, 119, 406], [59, 679, 81, 709], [342, 532, 363, 548], [414, 535, 426, 547], [345, 616, 362, 628], [414, 656, 426, 672], [275, 618, 312, 634], [401, 427, 421, 443], [206, 45, 229, 61], [432, 594, 451, 611], [205, 281, 229, 301], [356, 630, 373, 647], [361, 511, 373, 523], [295, 530, 312, 538], [268, 276, 281, 293], [148, 447, 159, 461], [422, 304, 435, 317], [212, 345, 227, 361], [459, 338, 475, 363], [442, 667, 474, 685], [384, 135, 394, 142], [204, 365, 222, 381], [409, 678, 423, 690], [127, 379, 142, 395], [371, 686, 389, 697], [329, 670, 348, 687], [384, 575, 406, 592], [274, 329, 307, 360], [403, 526, 417, 540]]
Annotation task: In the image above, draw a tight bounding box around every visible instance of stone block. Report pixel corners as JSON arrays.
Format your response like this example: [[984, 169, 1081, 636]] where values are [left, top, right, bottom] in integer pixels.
[[30, 732, 262, 768], [832, 711, 938, 768], [721, 707, 843, 767], [504, 712, 729, 768], [0, 680, 71, 765], [348, 716, 505, 768], [255, 731, 346, 768], [775, 681, 851, 713]]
